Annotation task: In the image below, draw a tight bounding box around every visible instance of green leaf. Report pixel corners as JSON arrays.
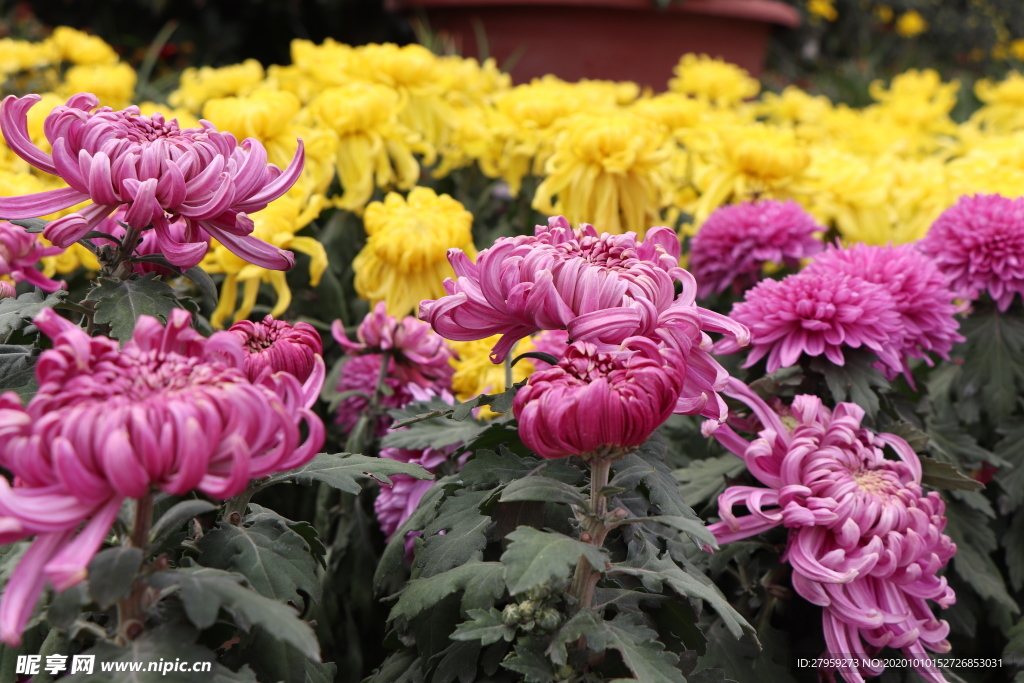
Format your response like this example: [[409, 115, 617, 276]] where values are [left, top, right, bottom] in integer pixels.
[[418, 490, 492, 577], [9, 218, 47, 233], [182, 265, 219, 304], [88, 547, 142, 608], [0, 345, 36, 391], [451, 608, 517, 646], [460, 448, 549, 487], [88, 274, 180, 341], [920, 457, 985, 492], [926, 419, 999, 468], [1005, 615, 1024, 658], [149, 499, 218, 547], [500, 527, 608, 595], [944, 500, 1019, 613], [501, 638, 556, 683], [499, 476, 587, 507], [1004, 510, 1024, 591], [955, 308, 1024, 422], [47, 583, 88, 629], [234, 626, 336, 683], [673, 455, 746, 509], [0, 289, 67, 338], [196, 506, 322, 607], [810, 351, 890, 418], [433, 640, 481, 683], [63, 622, 260, 682], [622, 515, 718, 550], [389, 562, 505, 621], [581, 613, 686, 683], [696, 618, 796, 683], [375, 479, 452, 591], [995, 422, 1024, 510], [547, 610, 601, 666], [146, 566, 321, 661], [381, 416, 486, 451], [392, 381, 527, 427], [613, 537, 754, 639], [264, 452, 433, 494]]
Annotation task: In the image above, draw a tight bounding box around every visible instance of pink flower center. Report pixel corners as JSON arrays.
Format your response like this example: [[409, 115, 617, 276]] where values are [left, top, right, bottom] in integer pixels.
[[116, 113, 184, 143], [848, 468, 900, 497]]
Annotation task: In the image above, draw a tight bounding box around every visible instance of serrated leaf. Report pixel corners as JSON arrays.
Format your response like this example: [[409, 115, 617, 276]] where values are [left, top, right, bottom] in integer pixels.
[[264, 452, 433, 494], [375, 479, 453, 591], [63, 622, 259, 682], [235, 626, 336, 683], [926, 419, 999, 468], [147, 566, 320, 661], [88, 547, 142, 608], [88, 274, 180, 341], [451, 608, 517, 646], [196, 506, 321, 607], [499, 476, 587, 507], [995, 423, 1024, 509], [626, 515, 718, 550], [945, 500, 1019, 613], [8, 218, 47, 233], [696, 618, 796, 683], [389, 562, 505, 621], [501, 638, 556, 683], [381, 416, 485, 451], [673, 455, 746, 509], [418, 490, 491, 577], [500, 527, 608, 595], [0, 289, 67, 338], [581, 613, 686, 683], [955, 308, 1024, 422], [920, 457, 984, 491], [0, 345, 36, 390], [433, 640, 481, 683], [150, 499, 218, 547], [613, 537, 753, 639], [461, 447, 583, 487], [883, 421, 931, 454], [547, 610, 602, 666], [810, 351, 890, 417]]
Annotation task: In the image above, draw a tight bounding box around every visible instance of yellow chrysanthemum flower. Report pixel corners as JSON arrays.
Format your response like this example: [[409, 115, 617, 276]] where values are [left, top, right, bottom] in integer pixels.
[[353, 187, 476, 317], [203, 89, 301, 141], [0, 38, 57, 75], [59, 63, 137, 110], [668, 54, 760, 106], [203, 194, 328, 328], [895, 10, 928, 38], [802, 146, 895, 244], [887, 157, 952, 243], [449, 335, 536, 420], [867, 70, 959, 150], [48, 27, 118, 65], [307, 82, 430, 212], [168, 59, 265, 113], [807, 0, 838, 21], [533, 112, 673, 235], [288, 38, 358, 91], [971, 72, 1024, 133], [689, 124, 811, 223]]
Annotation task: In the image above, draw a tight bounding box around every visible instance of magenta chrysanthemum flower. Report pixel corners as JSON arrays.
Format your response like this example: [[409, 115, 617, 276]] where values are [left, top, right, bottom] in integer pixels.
[[0, 93, 303, 269], [513, 338, 687, 460], [420, 217, 749, 421], [705, 379, 956, 683], [919, 193, 1024, 312], [804, 243, 963, 382], [689, 200, 823, 298], [716, 270, 904, 374], [229, 315, 324, 385], [0, 221, 64, 292], [0, 308, 325, 645]]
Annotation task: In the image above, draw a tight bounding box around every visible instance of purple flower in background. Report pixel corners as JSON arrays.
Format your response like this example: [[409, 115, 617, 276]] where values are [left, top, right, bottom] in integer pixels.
[[689, 200, 823, 298], [229, 315, 325, 389], [0, 221, 64, 292]]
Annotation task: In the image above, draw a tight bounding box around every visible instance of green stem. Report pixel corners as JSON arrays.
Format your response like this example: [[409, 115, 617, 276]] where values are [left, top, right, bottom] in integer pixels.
[[117, 493, 154, 642], [569, 458, 612, 611]]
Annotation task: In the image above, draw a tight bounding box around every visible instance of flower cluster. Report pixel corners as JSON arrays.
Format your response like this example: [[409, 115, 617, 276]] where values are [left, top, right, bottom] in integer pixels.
[[705, 379, 956, 683]]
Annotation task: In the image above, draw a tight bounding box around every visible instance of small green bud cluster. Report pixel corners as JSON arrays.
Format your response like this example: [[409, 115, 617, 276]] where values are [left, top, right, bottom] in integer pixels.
[[500, 582, 565, 634]]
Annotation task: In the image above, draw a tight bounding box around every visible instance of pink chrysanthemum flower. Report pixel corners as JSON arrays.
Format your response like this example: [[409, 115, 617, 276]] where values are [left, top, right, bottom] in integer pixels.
[[919, 193, 1024, 312], [689, 200, 823, 298], [229, 315, 324, 384], [0, 93, 303, 269], [705, 379, 956, 683], [716, 270, 904, 374], [95, 207, 210, 277], [804, 243, 963, 382], [0, 308, 325, 645], [421, 217, 749, 421], [0, 282, 14, 299], [332, 303, 454, 433], [513, 338, 687, 460], [0, 221, 65, 292]]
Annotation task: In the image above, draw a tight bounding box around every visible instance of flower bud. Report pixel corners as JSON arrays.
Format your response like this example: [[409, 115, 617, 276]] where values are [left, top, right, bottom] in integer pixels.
[[501, 604, 521, 626], [536, 608, 562, 631], [517, 599, 537, 621]]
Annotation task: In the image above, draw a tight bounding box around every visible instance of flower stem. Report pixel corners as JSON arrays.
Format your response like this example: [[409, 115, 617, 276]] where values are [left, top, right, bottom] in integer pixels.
[[104, 223, 145, 279], [569, 457, 612, 611], [117, 494, 154, 642]]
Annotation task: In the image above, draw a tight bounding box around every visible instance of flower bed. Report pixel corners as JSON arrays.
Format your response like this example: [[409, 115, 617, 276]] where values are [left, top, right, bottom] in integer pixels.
[[0, 25, 1020, 683]]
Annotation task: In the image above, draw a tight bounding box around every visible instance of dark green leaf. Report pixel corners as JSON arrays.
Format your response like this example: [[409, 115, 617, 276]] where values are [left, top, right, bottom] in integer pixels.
[[920, 458, 984, 492], [149, 499, 218, 547], [547, 610, 601, 666], [88, 274, 180, 341], [451, 608, 517, 646], [511, 352, 559, 367], [147, 566, 321, 661], [196, 506, 322, 606], [955, 309, 1024, 422], [460, 448, 540, 487], [0, 289, 67, 338], [501, 638, 556, 683], [613, 537, 753, 639], [499, 476, 587, 507], [433, 640, 481, 683], [1004, 510, 1024, 591], [696, 618, 796, 683], [810, 351, 890, 417], [9, 218, 47, 233], [621, 515, 718, 550], [652, 596, 708, 657], [381, 417, 485, 451], [282, 519, 327, 570], [235, 626, 336, 683], [182, 265, 219, 304], [673, 455, 746, 509], [581, 613, 686, 683], [883, 421, 931, 454], [0, 345, 36, 390], [264, 452, 433, 494], [375, 479, 453, 591], [995, 423, 1024, 509], [389, 562, 505, 621], [88, 547, 142, 608], [451, 380, 526, 420], [418, 490, 491, 577], [500, 527, 608, 595], [945, 500, 1019, 612], [47, 583, 88, 629], [927, 419, 999, 468]]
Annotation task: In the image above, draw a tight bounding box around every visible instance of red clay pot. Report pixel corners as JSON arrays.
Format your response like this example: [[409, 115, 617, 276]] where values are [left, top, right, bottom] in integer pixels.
[[387, 0, 800, 89]]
